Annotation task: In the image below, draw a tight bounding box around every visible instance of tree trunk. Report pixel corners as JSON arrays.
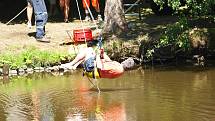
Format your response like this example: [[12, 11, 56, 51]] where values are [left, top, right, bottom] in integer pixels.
[[103, 0, 128, 34]]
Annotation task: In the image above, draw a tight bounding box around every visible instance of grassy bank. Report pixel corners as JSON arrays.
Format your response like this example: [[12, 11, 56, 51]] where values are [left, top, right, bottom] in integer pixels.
[[0, 46, 75, 70]]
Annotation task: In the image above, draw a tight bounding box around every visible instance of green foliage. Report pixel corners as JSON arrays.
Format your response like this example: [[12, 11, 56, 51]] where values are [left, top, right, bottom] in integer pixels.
[[0, 48, 75, 69], [0, 52, 25, 69], [159, 17, 190, 50], [144, 17, 191, 59], [152, 0, 215, 16]]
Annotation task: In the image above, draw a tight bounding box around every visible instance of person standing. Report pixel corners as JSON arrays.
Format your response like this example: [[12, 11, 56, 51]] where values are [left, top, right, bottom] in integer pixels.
[[29, 0, 50, 42], [82, 0, 102, 21]]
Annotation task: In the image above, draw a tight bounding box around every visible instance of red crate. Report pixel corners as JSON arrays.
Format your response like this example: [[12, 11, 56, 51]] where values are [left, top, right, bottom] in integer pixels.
[[73, 28, 93, 42]]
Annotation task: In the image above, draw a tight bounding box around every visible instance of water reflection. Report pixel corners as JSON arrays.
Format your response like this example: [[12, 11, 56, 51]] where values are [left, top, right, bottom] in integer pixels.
[[31, 90, 40, 121], [65, 80, 127, 121], [0, 68, 215, 121], [31, 90, 54, 121], [0, 75, 10, 85]]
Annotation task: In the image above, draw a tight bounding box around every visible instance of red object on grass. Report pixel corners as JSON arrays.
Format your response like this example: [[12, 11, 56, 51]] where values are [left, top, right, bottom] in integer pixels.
[[73, 28, 93, 42]]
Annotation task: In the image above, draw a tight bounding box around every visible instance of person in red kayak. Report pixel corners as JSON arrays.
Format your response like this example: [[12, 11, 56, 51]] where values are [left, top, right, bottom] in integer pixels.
[[61, 41, 124, 79]]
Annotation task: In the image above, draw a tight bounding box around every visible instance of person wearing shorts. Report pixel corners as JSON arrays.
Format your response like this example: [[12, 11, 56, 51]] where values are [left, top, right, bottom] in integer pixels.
[[61, 41, 124, 79]]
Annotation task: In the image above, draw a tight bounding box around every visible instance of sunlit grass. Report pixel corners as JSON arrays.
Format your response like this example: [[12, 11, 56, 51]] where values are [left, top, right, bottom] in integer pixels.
[[0, 46, 75, 69]]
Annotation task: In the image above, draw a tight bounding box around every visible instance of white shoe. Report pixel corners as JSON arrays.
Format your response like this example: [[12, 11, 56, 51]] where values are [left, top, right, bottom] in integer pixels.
[[27, 21, 32, 29], [97, 14, 103, 22], [84, 16, 91, 21]]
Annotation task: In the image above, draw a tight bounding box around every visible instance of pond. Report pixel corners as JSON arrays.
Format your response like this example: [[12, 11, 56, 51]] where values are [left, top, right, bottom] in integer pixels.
[[1, 67, 215, 121]]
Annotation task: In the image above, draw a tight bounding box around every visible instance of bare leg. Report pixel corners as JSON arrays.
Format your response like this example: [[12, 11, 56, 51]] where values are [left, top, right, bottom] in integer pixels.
[[27, 2, 33, 28], [49, 4, 55, 16], [59, 0, 65, 9], [59, 0, 65, 21], [72, 59, 84, 69], [64, 0, 70, 22], [49, 0, 57, 16]]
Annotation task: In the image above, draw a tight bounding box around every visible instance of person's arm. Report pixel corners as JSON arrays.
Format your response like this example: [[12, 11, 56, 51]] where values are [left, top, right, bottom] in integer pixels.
[[27, 2, 33, 23], [68, 51, 85, 66]]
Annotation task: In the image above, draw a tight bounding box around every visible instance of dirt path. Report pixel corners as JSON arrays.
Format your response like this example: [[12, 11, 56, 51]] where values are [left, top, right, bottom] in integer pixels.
[[0, 21, 97, 54], [0, 13, 179, 55]]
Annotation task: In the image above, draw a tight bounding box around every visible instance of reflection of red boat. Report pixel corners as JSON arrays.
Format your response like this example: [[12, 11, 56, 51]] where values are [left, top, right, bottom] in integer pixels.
[[73, 28, 93, 43], [103, 103, 126, 121], [66, 81, 126, 121]]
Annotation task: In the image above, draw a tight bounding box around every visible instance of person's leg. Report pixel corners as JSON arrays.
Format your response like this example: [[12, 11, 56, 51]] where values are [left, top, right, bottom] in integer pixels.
[[59, 0, 65, 19], [35, 13, 47, 38], [82, 0, 90, 10], [92, 0, 100, 13], [49, 0, 56, 17], [92, 0, 102, 21], [31, 0, 49, 42], [82, 0, 91, 21], [27, 1, 33, 28], [64, 0, 70, 22], [59, 0, 65, 11]]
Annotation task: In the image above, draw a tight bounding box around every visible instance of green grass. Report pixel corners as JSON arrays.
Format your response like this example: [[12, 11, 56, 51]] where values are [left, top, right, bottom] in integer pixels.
[[0, 47, 75, 69]]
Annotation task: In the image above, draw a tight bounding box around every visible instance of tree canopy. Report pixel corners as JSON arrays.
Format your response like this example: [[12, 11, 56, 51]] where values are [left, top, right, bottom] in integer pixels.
[[152, 0, 215, 16]]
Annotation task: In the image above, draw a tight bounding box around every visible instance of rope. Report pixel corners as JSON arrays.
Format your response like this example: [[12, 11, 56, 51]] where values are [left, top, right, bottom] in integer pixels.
[[82, 0, 99, 30], [6, 7, 27, 25], [75, 0, 101, 92], [74, 0, 87, 44]]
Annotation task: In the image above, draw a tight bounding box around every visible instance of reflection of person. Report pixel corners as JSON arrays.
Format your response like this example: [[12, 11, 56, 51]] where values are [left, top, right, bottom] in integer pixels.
[[29, 0, 50, 42], [62, 41, 124, 79], [27, 0, 33, 28]]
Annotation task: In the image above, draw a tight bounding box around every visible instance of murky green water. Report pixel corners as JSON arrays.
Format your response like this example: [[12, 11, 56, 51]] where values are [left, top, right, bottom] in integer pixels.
[[1, 67, 215, 121]]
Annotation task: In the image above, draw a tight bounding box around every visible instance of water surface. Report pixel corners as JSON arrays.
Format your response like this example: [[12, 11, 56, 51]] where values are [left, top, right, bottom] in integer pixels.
[[1, 67, 215, 121]]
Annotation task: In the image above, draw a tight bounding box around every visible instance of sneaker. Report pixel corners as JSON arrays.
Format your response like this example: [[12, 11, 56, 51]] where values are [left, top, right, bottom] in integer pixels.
[[44, 35, 51, 39], [36, 37, 50, 43], [97, 14, 103, 22], [84, 16, 91, 21], [27, 21, 32, 29]]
